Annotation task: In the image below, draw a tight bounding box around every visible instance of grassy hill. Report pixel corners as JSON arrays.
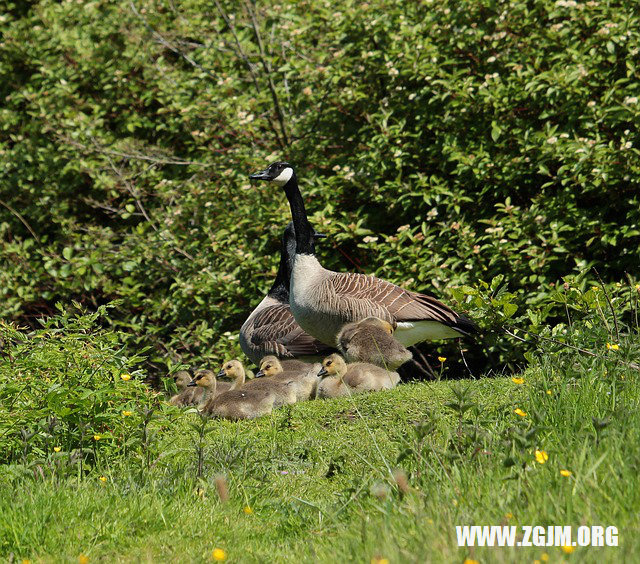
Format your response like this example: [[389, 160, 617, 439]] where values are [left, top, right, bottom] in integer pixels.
[[1, 311, 638, 561]]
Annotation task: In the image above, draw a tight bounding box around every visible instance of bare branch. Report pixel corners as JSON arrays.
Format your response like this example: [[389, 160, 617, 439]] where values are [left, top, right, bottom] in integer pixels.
[[0, 198, 41, 244], [244, 0, 290, 147], [213, 0, 285, 149], [129, 0, 218, 81], [61, 135, 211, 167]]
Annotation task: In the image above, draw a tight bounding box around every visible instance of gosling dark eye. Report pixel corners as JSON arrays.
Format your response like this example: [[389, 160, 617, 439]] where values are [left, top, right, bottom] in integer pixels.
[[327, 361, 332, 366]]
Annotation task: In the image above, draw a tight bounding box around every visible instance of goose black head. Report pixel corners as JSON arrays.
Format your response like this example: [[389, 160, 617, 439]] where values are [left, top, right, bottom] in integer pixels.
[[249, 161, 294, 187]]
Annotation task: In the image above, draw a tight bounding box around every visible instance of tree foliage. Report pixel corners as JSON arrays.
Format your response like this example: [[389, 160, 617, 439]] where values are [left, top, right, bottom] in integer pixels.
[[1, 0, 638, 374]]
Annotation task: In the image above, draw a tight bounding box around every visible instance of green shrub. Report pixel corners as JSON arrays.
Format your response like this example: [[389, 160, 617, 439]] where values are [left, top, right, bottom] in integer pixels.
[[1, 0, 638, 372], [0, 304, 160, 468]]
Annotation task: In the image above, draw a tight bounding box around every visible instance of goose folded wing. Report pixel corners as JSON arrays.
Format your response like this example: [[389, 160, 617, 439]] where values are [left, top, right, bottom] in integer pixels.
[[329, 272, 473, 330], [250, 304, 334, 357]]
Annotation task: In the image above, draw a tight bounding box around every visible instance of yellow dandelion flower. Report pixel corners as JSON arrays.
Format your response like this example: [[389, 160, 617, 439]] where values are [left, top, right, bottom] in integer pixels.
[[243, 506, 253, 515], [560, 469, 572, 477], [93, 435, 101, 441], [211, 548, 226, 561], [541, 554, 549, 562], [99, 476, 107, 483], [592, 286, 600, 292], [122, 411, 133, 416], [22, 560, 31, 564], [514, 408, 527, 417], [120, 374, 132, 381], [78, 555, 89, 564], [371, 558, 390, 564], [546, 390, 552, 395], [505, 512, 513, 519], [606, 343, 620, 351], [535, 449, 549, 464], [53, 446, 62, 452], [463, 559, 479, 564], [437, 356, 447, 363], [511, 377, 524, 384], [561, 545, 575, 554]]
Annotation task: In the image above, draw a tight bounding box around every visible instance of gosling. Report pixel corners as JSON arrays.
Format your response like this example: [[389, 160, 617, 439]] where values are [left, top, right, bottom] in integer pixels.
[[337, 317, 412, 370], [169, 371, 200, 406], [316, 354, 400, 399], [219, 359, 297, 407], [316, 356, 351, 399], [191, 367, 275, 420], [256, 355, 321, 402]]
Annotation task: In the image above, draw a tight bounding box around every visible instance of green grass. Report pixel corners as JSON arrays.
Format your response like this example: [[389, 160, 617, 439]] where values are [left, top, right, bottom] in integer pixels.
[[2, 351, 639, 563]]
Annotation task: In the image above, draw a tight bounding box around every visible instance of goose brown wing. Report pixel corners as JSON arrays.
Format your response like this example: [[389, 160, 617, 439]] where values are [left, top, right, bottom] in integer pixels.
[[250, 303, 334, 357], [329, 272, 462, 326]]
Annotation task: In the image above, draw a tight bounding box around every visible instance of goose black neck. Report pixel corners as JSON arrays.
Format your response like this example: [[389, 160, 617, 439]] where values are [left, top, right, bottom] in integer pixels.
[[267, 241, 291, 303], [282, 174, 315, 256]]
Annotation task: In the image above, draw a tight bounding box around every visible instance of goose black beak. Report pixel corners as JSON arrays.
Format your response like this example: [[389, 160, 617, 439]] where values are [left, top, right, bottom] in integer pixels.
[[314, 232, 328, 239], [217, 369, 226, 379], [255, 370, 265, 378], [187, 381, 197, 387], [318, 367, 328, 377], [249, 169, 271, 181]]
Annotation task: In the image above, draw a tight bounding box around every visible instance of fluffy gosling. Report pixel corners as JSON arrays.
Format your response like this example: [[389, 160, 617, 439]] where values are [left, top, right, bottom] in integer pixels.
[[337, 317, 412, 370]]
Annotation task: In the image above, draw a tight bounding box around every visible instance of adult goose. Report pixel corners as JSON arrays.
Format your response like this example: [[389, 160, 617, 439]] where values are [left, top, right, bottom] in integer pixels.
[[239, 222, 335, 365], [249, 162, 475, 347]]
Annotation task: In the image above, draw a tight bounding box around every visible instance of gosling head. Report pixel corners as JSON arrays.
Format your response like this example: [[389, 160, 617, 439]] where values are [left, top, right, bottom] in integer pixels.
[[255, 356, 284, 378], [217, 359, 245, 381], [173, 370, 192, 390], [359, 317, 396, 335], [190, 369, 216, 388], [249, 161, 295, 187], [318, 354, 347, 379]]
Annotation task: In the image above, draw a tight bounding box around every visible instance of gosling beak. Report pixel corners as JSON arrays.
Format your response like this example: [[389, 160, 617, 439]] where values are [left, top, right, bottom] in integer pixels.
[[255, 370, 265, 378], [318, 367, 328, 377], [217, 369, 226, 379], [249, 168, 270, 181], [187, 381, 197, 387]]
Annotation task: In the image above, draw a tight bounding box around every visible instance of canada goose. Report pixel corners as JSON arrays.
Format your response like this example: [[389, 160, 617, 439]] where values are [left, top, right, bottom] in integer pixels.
[[318, 354, 400, 396], [169, 370, 201, 406], [337, 317, 413, 370], [192, 367, 276, 420], [249, 163, 476, 347], [255, 355, 321, 401], [239, 222, 335, 365], [218, 359, 298, 407]]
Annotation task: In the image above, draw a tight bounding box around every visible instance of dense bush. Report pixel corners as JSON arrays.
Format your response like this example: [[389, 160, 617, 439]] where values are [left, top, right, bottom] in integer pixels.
[[0, 305, 160, 467], [1, 0, 638, 374]]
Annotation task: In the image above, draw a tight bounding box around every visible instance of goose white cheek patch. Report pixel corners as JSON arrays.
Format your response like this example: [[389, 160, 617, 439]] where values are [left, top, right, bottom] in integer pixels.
[[273, 167, 293, 186]]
